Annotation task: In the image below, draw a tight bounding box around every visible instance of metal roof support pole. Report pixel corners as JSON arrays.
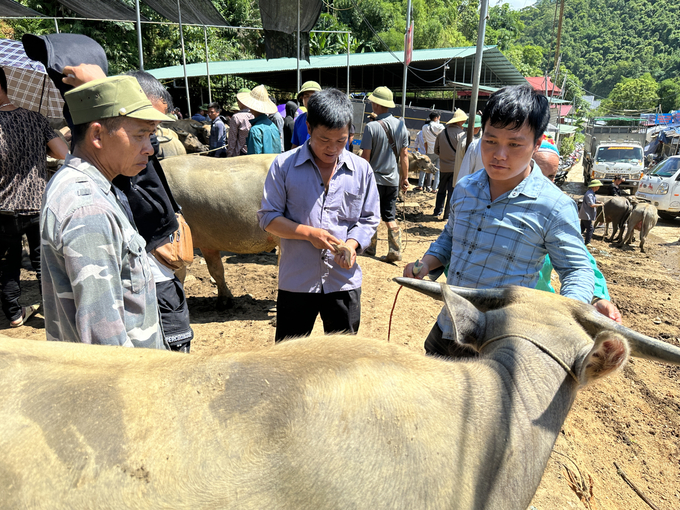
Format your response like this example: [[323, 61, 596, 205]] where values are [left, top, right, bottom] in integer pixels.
[[466, 0, 488, 150], [296, 0, 301, 93], [135, 0, 144, 70], [452, 59, 458, 111], [203, 26, 212, 104], [177, 0, 191, 117], [346, 32, 350, 95], [400, 0, 412, 119], [54, 18, 59, 33]]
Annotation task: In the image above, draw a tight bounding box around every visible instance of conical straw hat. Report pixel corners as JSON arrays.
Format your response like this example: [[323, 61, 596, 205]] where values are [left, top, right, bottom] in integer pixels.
[[236, 85, 277, 115]]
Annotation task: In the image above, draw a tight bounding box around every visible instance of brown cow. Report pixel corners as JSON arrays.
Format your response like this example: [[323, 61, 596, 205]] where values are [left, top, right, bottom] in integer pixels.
[[621, 202, 658, 252], [161, 154, 279, 309], [408, 151, 437, 178]]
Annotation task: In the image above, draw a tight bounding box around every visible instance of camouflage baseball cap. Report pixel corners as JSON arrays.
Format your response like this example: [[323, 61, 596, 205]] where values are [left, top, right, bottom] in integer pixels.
[[65, 76, 174, 125]]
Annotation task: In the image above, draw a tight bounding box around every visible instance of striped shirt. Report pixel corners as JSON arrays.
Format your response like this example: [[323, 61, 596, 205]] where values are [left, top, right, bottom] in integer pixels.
[[227, 109, 254, 157], [426, 164, 594, 340]]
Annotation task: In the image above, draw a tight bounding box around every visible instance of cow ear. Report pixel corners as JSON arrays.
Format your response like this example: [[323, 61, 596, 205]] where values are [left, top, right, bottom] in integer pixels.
[[441, 283, 486, 347], [579, 332, 629, 384]]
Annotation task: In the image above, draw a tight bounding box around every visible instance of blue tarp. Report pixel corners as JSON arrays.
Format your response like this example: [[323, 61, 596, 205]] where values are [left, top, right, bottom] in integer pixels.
[[646, 123, 680, 154]]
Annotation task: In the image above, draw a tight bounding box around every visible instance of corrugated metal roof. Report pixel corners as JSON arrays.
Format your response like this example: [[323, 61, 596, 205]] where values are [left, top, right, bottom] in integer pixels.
[[149, 46, 469, 79], [526, 76, 561, 95], [446, 81, 500, 94], [148, 46, 527, 92]]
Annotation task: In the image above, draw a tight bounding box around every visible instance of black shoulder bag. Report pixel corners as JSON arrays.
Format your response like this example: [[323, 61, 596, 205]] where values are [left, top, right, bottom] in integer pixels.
[[443, 127, 457, 153], [377, 119, 401, 164]]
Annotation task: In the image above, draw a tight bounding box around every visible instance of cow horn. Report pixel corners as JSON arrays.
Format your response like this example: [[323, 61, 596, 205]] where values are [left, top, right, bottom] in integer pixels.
[[394, 278, 508, 310], [393, 278, 485, 343], [396, 278, 680, 366], [580, 310, 680, 366]]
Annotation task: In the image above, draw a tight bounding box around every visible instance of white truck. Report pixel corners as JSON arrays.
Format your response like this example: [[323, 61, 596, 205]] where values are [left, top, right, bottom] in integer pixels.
[[583, 120, 647, 193], [636, 155, 680, 220]]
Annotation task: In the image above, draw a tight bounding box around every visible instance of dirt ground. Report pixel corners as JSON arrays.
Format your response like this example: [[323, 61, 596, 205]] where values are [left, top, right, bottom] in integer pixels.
[[2, 161, 679, 509]]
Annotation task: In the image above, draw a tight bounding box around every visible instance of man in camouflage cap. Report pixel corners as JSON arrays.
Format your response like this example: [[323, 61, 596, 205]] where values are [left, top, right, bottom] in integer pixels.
[[40, 75, 173, 348]]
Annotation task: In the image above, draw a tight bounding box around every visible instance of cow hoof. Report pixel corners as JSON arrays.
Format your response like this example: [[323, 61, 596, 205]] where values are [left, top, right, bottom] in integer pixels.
[[216, 297, 234, 311]]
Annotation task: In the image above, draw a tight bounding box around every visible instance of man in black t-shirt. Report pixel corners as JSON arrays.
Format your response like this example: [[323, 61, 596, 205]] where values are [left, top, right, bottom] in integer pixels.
[[607, 176, 624, 196]]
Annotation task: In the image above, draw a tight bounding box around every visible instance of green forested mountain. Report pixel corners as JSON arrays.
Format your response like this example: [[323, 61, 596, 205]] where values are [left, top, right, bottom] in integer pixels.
[[3, 0, 680, 109], [518, 0, 680, 98]]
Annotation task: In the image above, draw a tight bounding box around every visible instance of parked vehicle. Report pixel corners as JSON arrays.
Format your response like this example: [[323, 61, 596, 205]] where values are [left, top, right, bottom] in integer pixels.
[[636, 155, 680, 220], [583, 120, 647, 193], [554, 143, 583, 187]]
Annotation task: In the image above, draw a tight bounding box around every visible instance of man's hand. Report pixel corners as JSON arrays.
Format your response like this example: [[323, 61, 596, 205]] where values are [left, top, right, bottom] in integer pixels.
[[62, 64, 106, 87], [403, 260, 430, 279], [332, 239, 358, 269], [594, 299, 623, 324], [400, 177, 410, 192], [308, 227, 342, 251]]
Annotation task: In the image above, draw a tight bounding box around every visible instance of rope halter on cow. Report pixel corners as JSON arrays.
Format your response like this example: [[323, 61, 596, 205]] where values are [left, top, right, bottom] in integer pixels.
[[479, 333, 580, 384]]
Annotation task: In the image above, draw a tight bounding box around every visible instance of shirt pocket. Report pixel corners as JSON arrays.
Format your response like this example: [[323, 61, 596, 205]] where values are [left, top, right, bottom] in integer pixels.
[[122, 234, 151, 294], [339, 190, 363, 223]]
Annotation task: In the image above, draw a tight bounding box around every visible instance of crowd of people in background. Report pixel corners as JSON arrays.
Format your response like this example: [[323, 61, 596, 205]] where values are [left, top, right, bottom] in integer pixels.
[[1, 32, 623, 356]]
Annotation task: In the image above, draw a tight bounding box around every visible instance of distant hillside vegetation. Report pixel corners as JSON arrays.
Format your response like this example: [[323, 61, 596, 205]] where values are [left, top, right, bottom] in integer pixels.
[[518, 0, 680, 97]]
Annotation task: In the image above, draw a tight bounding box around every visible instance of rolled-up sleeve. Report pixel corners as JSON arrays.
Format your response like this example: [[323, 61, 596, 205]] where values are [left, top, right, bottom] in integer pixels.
[[258, 156, 286, 230], [348, 169, 380, 250], [546, 204, 594, 303]]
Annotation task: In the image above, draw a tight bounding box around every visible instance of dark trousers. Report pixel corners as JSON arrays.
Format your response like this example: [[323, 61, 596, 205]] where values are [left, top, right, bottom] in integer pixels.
[[156, 276, 194, 352], [434, 172, 454, 218], [0, 213, 41, 322], [275, 288, 361, 342], [376, 184, 399, 222], [424, 323, 478, 359], [580, 219, 594, 244]]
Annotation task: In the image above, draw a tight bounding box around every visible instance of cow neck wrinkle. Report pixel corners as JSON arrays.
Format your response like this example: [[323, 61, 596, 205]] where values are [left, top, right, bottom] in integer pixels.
[[479, 333, 580, 384]]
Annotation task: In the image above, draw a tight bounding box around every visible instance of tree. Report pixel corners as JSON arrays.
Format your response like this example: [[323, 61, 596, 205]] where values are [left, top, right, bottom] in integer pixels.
[[519, 0, 680, 97], [503, 44, 545, 77], [485, 3, 524, 51], [601, 73, 659, 113], [658, 78, 680, 112]]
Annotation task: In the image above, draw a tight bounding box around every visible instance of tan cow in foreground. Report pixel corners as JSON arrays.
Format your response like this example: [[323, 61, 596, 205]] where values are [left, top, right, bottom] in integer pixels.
[[161, 154, 279, 309], [2, 282, 680, 509]]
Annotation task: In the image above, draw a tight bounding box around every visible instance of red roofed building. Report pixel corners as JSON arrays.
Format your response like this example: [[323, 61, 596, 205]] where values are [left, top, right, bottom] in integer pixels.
[[526, 76, 562, 96], [552, 104, 572, 117]]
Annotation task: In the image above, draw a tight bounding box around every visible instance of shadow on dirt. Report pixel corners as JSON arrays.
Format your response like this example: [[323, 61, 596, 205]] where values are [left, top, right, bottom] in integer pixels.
[[405, 224, 445, 237], [187, 294, 276, 324], [223, 252, 278, 266]]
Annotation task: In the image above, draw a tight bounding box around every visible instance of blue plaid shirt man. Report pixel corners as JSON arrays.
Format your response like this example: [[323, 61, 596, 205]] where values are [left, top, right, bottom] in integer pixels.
[[425, 163, 594, 340]]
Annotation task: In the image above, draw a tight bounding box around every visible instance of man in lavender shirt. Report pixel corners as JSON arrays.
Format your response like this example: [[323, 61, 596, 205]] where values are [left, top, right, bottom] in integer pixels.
[[258, 88, 380, 341]]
